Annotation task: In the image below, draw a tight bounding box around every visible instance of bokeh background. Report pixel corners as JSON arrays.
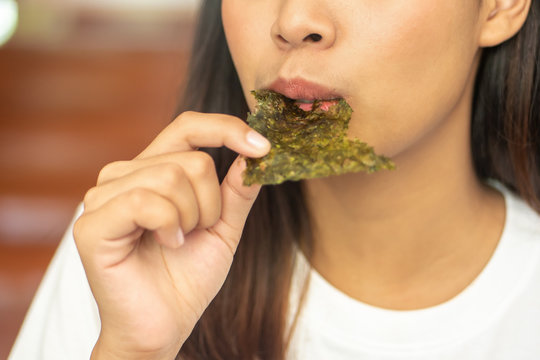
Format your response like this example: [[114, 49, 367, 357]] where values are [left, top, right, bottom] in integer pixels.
[[0, 0, 199, 357]]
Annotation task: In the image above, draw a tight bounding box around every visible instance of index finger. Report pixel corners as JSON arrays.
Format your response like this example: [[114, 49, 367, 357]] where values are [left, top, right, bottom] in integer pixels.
[[136, 112, 270, 160]]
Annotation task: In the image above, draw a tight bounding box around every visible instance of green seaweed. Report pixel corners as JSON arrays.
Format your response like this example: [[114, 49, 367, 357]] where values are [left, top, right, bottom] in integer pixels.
[[243, 90, 395, 185]]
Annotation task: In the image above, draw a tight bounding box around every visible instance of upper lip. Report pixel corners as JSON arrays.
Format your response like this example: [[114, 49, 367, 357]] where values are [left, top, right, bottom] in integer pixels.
[[267, 77, 341, 101]]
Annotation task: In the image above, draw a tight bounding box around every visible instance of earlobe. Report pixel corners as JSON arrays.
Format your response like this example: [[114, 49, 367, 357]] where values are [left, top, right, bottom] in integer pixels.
[[478, 0, 532, 47]]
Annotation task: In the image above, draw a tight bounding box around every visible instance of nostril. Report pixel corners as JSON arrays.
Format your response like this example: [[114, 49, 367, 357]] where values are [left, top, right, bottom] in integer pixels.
[[305, 33, 322, 42]]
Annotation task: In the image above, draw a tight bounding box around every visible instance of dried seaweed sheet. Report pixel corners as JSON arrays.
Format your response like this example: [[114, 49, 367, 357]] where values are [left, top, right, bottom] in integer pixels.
[[243, 90, 394, 185]]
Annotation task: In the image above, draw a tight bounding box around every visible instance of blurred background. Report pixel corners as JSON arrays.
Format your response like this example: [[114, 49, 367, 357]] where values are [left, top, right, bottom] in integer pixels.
[[0, 0, 199, 357]]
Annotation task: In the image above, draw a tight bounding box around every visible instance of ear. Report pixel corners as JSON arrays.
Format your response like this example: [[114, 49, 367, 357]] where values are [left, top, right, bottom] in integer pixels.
[[478, 0, 532, 47]]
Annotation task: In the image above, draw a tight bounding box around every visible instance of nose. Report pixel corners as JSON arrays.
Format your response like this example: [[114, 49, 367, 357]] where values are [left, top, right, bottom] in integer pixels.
[[271, 0, 336, 50]]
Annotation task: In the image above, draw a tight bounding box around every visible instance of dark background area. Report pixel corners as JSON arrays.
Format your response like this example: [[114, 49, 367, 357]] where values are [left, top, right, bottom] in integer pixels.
[[0, 1, 197, 357]]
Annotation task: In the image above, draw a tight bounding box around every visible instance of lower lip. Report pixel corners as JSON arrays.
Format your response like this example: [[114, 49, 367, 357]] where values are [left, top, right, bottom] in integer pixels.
[[295, 99, 339, 112]]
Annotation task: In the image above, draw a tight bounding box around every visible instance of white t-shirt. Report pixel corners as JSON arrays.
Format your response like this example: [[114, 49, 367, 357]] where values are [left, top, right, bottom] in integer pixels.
[[9, 185, 540, 359]]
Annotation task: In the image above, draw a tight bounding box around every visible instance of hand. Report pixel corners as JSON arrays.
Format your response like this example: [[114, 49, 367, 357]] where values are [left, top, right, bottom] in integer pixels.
[[73, 111, 270, 359]]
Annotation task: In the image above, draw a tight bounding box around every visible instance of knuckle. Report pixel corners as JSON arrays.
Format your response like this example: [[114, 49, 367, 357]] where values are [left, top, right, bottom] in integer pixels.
[[126, 188, 150, 208], [82, 186, 99, 208], [72, 214, 100, 264], [181, 110, 197, 118], [72, 215, 84, 241], [225, 173, 255, 202], [222, 114, 246, 128], [72, 214, 90, 249], [97, 161, 127, 184], [174, 111, 196, 127], [190, 151, 216, 178], [157, 163, 186, 189]]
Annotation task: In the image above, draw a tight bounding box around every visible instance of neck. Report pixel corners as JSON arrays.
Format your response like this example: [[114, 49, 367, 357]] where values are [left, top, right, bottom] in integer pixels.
[[303, 84, 505, 310]]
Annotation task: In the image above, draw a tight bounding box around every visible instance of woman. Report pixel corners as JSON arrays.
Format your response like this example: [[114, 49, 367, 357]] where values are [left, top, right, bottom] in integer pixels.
[[10, 0, 540, 359]]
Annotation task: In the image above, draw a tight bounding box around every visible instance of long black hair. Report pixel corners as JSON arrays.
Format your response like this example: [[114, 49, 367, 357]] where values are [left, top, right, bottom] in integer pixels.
[[472, 1, 540, 211]]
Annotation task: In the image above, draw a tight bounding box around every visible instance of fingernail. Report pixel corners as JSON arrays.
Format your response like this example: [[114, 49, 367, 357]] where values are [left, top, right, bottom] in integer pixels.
[[176, 228, 185, 247], [246, 130, 270, 150]]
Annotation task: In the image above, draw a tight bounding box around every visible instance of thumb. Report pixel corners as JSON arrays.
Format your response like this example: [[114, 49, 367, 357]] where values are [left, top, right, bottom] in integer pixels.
[[210, 156, 261, 251]]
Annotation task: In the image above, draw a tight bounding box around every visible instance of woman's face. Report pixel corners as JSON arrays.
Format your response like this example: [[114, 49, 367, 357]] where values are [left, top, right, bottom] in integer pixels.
[[222, 0, 486, 157]]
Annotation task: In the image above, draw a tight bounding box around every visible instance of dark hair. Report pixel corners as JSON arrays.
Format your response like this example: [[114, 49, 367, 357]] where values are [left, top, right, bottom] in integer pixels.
[[177, 2, 312, 359], [472, 2, 540, 212], [177, 1, 540, 358]]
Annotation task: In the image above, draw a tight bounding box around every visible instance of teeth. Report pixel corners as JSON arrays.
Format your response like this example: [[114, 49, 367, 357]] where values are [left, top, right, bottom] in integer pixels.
[[295, 98, 340, 103]]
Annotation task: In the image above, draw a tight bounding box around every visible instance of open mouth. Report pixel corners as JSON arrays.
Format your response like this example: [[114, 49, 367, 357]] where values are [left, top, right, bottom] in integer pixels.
[[243, 89, 395, 185], [294, 98, 340, 112], [267, 77, 342, 112]]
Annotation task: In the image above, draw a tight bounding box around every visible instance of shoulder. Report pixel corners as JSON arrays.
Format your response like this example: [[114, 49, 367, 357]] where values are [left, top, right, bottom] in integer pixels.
[[9, 203, 100, 360], [499, 183, 540, 242]]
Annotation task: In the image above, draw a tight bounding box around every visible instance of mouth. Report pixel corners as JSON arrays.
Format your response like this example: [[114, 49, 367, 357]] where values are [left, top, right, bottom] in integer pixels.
[[267, 77, 342, 111], [294, 98, 340, 111]]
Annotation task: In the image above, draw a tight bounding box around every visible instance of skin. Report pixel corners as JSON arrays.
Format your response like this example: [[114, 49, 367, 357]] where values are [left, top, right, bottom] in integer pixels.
[[222, 0, 529, 309], [75, 0, 531, 358], [76, 114, 272, 359]]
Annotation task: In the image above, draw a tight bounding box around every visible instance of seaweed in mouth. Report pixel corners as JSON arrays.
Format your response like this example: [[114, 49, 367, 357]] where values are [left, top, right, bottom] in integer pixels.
[[243, 89, 395, 186]]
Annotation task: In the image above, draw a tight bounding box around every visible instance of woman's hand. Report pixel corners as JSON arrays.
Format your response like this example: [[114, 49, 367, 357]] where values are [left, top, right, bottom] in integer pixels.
[[73, 111, 270, 359]]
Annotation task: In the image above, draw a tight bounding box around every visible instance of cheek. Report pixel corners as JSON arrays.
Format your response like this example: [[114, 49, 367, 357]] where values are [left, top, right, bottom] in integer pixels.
[[222, 0, 271, 111], [344, 1, 480, 155], [221, 0, 251, 80]]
